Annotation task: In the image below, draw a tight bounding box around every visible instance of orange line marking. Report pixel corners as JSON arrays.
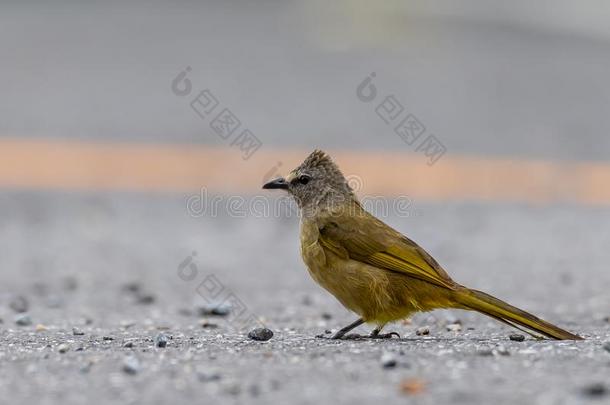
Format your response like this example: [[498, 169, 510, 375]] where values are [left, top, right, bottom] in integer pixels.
[[0, 138, 608, 204]]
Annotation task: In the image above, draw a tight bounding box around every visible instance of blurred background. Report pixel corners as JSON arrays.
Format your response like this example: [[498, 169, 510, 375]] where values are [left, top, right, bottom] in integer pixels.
[[1, 1, 609, 404]]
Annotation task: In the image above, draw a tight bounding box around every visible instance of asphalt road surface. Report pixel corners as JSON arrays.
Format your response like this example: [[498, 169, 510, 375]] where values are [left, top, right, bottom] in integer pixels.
[[0, 191, 609, 405]]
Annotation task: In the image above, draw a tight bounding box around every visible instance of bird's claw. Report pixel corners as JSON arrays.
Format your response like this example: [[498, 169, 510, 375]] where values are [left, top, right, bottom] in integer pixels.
[[369, 331, 400, 339]]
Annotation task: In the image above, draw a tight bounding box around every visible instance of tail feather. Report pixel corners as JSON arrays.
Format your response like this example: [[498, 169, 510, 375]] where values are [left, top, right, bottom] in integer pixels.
[[454, 288, 583, 340]]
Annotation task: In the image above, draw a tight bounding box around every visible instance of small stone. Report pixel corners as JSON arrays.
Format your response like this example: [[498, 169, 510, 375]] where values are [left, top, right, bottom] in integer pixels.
[[9, 295, 29, 313], [495, 345, 510, 356], [582, 383, 607, 397], [15, 313, 32, 326], [509, 334, 525, 342], [80, 360, 93, 373], [200, 320, 218, 329], [321, 312, 332, 320], [62, 276, 78, 291], [122, 356, 140, 375], [72, 327, 85, 336], [122, 282, 141, 293], [103, 336, 114, 341], [248, 327, 273, 341], [135, 293, 155, 305], [381, 352, 397, 369], [35, 324, 48, 332], [123, 341, 135, 348], [415, 326, 430, 336], [155, 333, 168, 348], [446, 323, 462, 332], [197, 303, 231, 317], [197, 370, 221, 382], [57, 343, 70, 353]]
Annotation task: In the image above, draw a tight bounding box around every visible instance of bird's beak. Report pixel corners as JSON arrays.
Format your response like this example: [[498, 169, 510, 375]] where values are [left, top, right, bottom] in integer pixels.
[[262, 177, 289, 190]]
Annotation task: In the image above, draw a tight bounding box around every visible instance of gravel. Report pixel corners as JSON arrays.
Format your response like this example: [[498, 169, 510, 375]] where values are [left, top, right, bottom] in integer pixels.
[[380, 352, 397, 369], [9, 295, 29, 313], [14, 313, 32, 326], [122, 356, 141, 375], [155, 333, 168, 348], [197, 303, 232, 317], [509, 334, 525, 342], [247, 328, 274, 341]]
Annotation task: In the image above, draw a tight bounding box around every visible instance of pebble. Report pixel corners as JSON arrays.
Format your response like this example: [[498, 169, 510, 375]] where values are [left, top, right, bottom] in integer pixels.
[[301, 295, 313, 306], [582, 383, 607, 397], [122, 356, 141, 375], [416, 326, 430, 336], [15, 313, 32, 326], [80, 360, 93, 374], [248, 327, 274, 341], [35, 324, 48, 332], [495, 345, 510, 356], [122, 282, 141, 293], [73, 327, 85, 336], [380, 352, 397, 368], [62, 276, 78, 291], [103, 336, 114, 341], [321, 312, 332, 320], [200, 320, 219, 329], [509, 334, 525, 342], [197, 303, 231, 317], [123, 341, 135, 348], [57, 343, 70, 353], [197, 369, 222, 382], [155, 333, 168, 348], [135, 293, 156, 305], [446, 323, 462, 332], [9, 295, 29, 313]]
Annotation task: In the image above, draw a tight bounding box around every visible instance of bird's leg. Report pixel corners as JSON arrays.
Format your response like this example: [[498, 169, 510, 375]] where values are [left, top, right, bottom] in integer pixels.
[[330, 318, 365, 339], [369, 324, 400, 339]]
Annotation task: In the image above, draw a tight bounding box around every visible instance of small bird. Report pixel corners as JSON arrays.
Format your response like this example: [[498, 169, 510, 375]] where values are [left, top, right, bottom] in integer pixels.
[[263, 150, 582, 340]]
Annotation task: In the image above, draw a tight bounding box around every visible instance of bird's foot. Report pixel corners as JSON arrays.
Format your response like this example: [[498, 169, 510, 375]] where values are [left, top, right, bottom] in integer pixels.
[[369, 331, 400, 339]]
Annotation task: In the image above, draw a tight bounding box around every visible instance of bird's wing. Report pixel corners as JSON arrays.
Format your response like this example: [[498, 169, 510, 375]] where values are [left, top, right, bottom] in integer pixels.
[[318, 203, 457, 290]]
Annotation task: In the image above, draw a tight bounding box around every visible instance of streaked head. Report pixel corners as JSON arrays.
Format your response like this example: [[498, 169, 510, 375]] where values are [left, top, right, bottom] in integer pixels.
[[262, 149, 354, 209]]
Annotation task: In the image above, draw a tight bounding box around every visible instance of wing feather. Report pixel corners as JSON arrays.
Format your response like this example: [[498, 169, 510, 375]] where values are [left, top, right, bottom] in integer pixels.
[[318, 202, 456, 290]]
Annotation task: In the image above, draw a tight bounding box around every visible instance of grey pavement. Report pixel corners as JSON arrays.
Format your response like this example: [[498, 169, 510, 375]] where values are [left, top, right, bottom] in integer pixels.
[[0, 191, 609, 404]]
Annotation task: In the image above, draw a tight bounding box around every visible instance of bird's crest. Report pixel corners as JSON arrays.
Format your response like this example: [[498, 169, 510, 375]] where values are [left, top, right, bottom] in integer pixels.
[[298, 149, 339, 174]]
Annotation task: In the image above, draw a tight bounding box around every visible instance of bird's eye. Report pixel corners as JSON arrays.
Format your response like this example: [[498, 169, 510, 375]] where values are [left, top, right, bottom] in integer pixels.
[[298, 175, 311, 185]]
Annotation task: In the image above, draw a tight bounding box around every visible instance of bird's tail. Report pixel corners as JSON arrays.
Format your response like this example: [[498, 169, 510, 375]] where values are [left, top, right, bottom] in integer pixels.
[[453, 288, 583, 340]]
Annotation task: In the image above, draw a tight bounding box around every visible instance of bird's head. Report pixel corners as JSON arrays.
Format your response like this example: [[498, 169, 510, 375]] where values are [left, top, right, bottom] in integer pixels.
[[262, 149, 355, 211]]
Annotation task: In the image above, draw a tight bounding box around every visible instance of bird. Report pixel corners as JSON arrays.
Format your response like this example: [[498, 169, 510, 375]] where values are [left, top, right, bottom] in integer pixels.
[[262, 150, 582, 340]]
